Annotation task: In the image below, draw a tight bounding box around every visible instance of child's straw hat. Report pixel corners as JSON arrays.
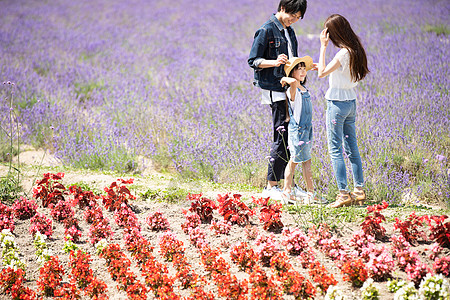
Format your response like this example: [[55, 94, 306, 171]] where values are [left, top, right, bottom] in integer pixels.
[[284, 56, 313, 76]]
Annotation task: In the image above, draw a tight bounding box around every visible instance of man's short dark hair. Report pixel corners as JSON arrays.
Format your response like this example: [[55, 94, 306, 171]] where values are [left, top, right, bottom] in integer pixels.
[[278, 0, 307, 19]]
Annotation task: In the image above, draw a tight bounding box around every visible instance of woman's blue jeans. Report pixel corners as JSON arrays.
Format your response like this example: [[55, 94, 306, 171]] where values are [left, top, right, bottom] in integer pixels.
[[326, 100, 364, 191]]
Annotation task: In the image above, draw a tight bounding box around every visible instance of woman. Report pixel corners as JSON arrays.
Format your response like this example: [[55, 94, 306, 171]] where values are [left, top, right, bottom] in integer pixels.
[[317, 14, 369, 207]]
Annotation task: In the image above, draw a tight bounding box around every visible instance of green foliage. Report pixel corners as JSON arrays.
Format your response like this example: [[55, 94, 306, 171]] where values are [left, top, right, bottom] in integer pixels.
[[286, 203, 366, 231], [68, 146, 137, 173], [140, 186, 188, 203], [423, 24, 450, 35], [74, 80, 104, 103], [70, 181, 101, 195], [0, 173, 22, 203]]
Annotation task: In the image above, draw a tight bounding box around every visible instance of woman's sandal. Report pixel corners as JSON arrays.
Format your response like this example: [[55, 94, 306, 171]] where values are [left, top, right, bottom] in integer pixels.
[[327, 192, 354, 208], [281, 191, 297, 205], [350, 190, 366, 205]]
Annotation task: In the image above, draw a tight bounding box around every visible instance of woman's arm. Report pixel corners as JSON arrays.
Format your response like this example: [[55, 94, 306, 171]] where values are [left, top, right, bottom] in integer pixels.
[[317, 28, 341, 78]]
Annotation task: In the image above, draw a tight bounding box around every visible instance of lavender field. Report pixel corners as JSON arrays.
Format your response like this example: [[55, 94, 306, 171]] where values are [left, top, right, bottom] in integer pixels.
[[1, 0, 449, 204]]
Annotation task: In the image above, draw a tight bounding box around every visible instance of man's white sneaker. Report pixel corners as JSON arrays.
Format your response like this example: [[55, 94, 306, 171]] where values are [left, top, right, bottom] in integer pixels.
[[261, 186, 283, 201]]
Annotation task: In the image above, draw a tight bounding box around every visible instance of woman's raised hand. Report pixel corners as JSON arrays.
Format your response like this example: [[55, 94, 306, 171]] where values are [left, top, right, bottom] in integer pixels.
[[320, 28, 329, 47]]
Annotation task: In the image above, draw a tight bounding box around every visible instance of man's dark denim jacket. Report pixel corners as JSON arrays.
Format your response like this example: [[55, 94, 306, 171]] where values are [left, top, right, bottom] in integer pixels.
[[248, 14, 298, 92]]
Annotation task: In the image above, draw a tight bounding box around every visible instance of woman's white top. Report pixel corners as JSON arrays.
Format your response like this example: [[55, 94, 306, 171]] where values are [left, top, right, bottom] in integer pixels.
[[286, 86, 307, 124], [325, 48, 358, 101]]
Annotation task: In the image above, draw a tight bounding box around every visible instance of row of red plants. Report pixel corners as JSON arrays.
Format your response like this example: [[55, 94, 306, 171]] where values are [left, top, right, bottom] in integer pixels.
[[1, 172, 449, 299]]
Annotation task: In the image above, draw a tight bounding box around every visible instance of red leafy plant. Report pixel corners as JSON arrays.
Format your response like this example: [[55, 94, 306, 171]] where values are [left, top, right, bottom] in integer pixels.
[[394, 212, 427, 245], [0, 202, 15, 232], [210, 219, 232, 235], [188, 227, 207, 248], [159, 231, 185, 262], [50, 200, 75, 222], [37, 256, 65, 296], [88, 217, 113, 244], [214, 272, 248, 300], [249, 265, 282, 300], [68, 185, 98, 209], [85, 278, 108, 300], [29, 212, 53, 238], [54, 283, 81, 300], [187, 193, 217, 223], [98, 243, 146, 295], [308, 260, 338, 294], [341, 258, 369, 287], [319, 237, 349, 262], [181, 211, 201, 234], [114, 203, 140, 232], [102, 178, 135, 212], [69, 250, 94, 289], [217, 193, 253, 226], [425, 215, 450, 248], [33, 172, 66, 208], [252, 196, 283, 232], [360, 201, 388, 240], [390, 235, 419, 270], [230, 241, 258, 272], [270, 252, 292, 276], [200, 245, 229, 276], [12, 197, 37, 220], [141, 257, 176, 298], [433, 256, 450, 277], [146, 211, 170, 231], [0, 267, 36, 300], [406, 260, 432, 287], [84, 204, 103, 224], [278, 269, 316, 300]]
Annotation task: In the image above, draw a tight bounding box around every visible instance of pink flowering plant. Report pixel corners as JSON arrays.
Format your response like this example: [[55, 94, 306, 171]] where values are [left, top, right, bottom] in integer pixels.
[[12, 197, 37, 220], [146, 211, 170, 232], [281, 227, 309, 255], [210, 219, 232, 235]]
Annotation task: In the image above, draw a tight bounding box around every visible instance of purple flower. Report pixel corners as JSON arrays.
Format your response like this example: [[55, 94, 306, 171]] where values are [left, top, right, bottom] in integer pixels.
[[331, 119, 337, 125], [298, 141, 304, 146], [436, 154, 446, 162]]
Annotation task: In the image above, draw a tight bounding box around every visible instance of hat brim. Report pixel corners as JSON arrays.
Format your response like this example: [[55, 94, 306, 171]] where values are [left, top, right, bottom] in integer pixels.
[[284, 56, 314, 76]]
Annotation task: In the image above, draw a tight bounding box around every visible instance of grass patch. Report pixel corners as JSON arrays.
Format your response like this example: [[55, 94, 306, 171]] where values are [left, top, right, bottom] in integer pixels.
[[140, 186, 189, 203], [0, 173, 22, 203], [423, 24, 450, 35], [286, 204, 366, 232]]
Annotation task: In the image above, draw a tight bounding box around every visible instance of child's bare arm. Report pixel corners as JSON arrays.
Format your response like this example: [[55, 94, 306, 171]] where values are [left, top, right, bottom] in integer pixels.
[[280, 77, 298, 101]]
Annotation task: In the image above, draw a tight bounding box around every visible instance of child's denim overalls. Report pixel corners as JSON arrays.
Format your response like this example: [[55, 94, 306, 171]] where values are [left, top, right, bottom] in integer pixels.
[[287, 87, 313, 163]]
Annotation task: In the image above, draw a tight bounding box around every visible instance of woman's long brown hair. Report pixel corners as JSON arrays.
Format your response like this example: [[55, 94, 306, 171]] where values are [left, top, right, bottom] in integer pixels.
[[324, 14, 369, 82]]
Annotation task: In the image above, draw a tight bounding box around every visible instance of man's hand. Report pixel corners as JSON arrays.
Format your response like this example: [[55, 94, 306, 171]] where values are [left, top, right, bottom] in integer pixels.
[[274, 54, 288, 67]]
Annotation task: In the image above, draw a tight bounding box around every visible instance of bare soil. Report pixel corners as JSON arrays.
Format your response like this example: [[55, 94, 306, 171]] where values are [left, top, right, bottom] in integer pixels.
[[1, 149, 449, 300]]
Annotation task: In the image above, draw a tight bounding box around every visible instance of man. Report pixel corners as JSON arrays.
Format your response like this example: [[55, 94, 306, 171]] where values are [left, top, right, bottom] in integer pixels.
[[248, 0, 307, 200]]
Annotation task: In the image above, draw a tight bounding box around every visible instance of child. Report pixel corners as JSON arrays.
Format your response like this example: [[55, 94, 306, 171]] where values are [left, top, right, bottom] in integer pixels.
[[248, 0, 308, 201], [280, 56, 322, 204], [317, 14, 369, 207]]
